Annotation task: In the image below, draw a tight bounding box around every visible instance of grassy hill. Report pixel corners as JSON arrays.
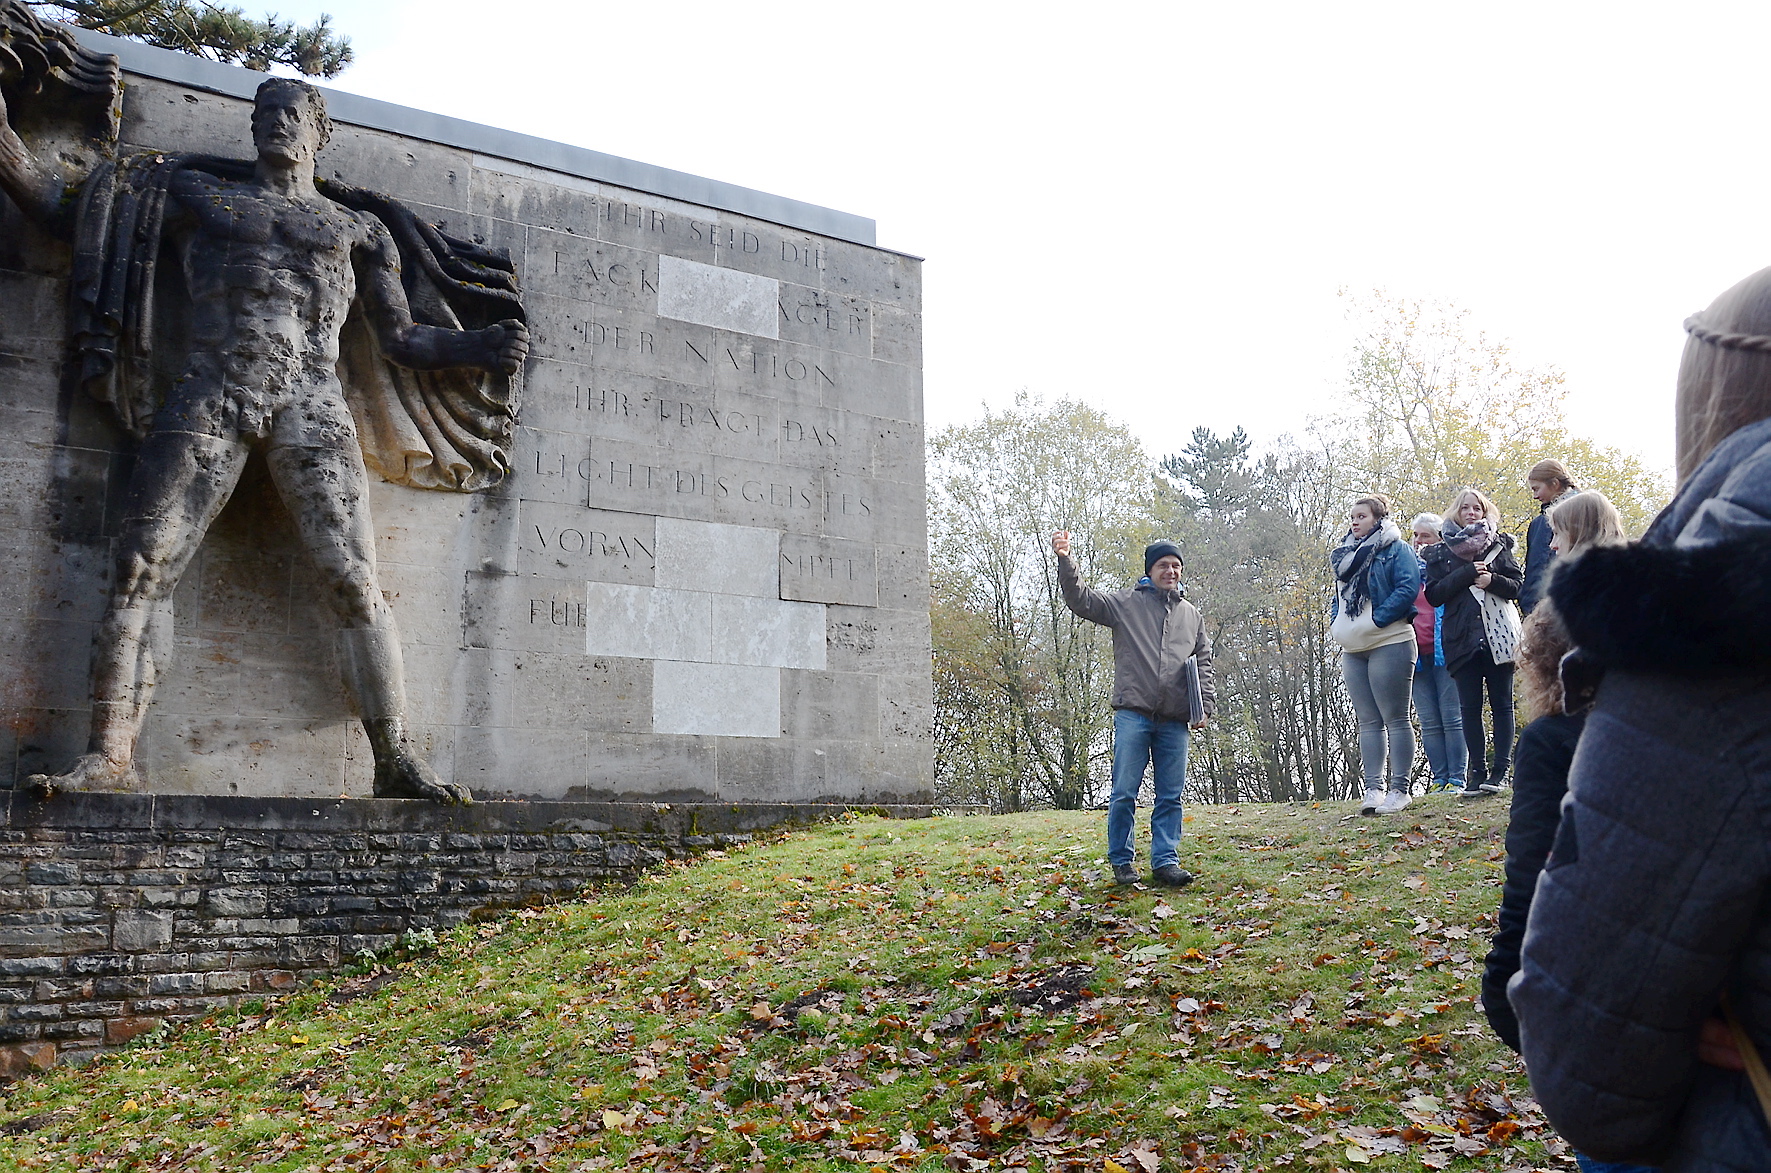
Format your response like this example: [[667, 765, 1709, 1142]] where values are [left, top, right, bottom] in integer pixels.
[[0, 794, 1569, 1172]]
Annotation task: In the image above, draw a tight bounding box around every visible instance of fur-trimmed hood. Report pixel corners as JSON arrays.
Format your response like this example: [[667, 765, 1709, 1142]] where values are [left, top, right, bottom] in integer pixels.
[[1551, 416, 1771, 674], [1552, 540, 1771, 673]]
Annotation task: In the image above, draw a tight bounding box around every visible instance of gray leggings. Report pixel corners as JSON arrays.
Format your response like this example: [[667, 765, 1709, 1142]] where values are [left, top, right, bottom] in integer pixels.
[[1342, 640, 1417, 791]]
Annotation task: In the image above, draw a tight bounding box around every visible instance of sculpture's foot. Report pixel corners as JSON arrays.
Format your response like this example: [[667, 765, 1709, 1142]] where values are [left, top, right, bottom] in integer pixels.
[[22, 752, 138, 797], [373, 752, 472, 805]]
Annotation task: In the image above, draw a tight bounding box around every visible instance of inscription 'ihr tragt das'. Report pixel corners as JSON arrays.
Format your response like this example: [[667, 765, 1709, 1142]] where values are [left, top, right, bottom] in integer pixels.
[[573, 385, 838, 450]]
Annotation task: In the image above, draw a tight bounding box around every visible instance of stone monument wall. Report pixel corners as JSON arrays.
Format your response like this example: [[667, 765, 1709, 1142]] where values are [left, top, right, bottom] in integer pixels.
[[0, 42, 931, 806], [0, 793, 930, 1074]]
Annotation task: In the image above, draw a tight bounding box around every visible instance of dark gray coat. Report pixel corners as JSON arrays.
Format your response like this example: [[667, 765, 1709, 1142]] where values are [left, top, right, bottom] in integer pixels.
[[1057, 554, 1215, 722], [1511, 416, 1771, 1170]]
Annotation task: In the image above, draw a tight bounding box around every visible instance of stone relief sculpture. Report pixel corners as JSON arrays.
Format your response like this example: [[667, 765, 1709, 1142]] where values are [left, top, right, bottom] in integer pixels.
[[0, 3, 529, 802]]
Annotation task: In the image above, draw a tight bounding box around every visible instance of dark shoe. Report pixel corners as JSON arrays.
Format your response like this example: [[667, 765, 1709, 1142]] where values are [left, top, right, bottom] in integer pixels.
[[1151, 865, 1194, 888], [1112, 863, 1139, 886], [1478, 778, 1505, 794], [1457, 781, 1488, 800]]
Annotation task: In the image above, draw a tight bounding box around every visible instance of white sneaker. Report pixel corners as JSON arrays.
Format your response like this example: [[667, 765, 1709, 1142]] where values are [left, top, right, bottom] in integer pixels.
[[1378, 790, 1412, 815], [1360, 788, 1383, 816]]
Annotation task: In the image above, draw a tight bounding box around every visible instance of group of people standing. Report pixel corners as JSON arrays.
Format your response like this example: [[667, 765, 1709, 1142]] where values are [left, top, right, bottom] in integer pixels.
[[1329, 461, 1619, 816], [1054, 265, 1771, 1167]]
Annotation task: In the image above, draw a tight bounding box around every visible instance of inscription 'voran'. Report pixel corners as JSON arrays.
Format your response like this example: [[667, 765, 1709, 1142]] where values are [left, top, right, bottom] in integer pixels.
[[530, 526, 654, 562]]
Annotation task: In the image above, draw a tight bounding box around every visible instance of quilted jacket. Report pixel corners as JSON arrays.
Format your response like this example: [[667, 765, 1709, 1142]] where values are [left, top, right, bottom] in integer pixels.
[[1511, 416, 1771, 1170]]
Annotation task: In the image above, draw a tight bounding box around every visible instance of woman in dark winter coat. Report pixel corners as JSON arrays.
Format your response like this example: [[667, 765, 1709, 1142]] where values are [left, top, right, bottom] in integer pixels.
[[1481, 502, 1647, 1173], [1422, 487, 1524, 796], [1509, 266, 1771, 1171]]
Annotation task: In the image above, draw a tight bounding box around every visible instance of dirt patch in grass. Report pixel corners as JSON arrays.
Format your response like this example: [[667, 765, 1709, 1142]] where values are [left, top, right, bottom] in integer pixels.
[[1010, 963, 1097, 1011]]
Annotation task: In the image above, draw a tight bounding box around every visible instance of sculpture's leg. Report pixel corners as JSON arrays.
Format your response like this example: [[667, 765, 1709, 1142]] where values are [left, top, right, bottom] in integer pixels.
[[263, 432, 471, 805], [29, 431, 250, 794]]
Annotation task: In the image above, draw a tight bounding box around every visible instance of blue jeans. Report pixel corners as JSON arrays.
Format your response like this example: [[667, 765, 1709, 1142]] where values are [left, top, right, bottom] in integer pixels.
[[1412, 659, 1467, 787], [1575, 1153, 1657, 1173], [1107, 708, 1189, 869]]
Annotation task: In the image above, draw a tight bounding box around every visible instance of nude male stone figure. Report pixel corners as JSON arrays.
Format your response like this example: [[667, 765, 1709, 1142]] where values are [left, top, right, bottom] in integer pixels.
[[0, 77, 528, 802]]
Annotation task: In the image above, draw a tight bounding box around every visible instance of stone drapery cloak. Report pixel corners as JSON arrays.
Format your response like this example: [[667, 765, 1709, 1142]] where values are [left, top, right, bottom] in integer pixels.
[[66, 152, 525, 492]]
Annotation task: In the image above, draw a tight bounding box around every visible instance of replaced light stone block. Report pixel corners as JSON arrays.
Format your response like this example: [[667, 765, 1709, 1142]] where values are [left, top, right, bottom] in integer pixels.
[[656, 517, 776, 597], [706, 594, 826, 670], [583, 583, 712, 663], [582, 584, 824, 670], [652, 661, 780, 738], [656, 255, 779, 339]]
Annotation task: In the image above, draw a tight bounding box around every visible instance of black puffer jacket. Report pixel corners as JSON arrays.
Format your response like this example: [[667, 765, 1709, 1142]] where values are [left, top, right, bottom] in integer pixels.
[[1480, 711, 1585, 1051], [1511, 416, 1771, 1170], [1421, 533, 1524, 675]]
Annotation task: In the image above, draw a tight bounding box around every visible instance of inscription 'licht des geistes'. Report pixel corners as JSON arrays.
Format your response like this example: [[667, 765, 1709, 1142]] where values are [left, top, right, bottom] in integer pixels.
[[525, 449, 873, 517]]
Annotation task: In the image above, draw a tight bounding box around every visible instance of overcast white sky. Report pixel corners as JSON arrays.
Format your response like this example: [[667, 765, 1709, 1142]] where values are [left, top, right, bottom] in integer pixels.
[[255, 0, 1771, 475]]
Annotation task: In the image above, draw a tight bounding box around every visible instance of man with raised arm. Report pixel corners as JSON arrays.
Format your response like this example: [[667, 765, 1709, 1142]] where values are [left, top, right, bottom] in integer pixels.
[[1051, 532, 1214, 887], [0, 73, 528, 803]]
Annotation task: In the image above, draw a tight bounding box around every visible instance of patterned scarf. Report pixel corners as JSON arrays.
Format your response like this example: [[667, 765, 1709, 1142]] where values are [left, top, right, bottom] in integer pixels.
[[1330, 519, 1402, 618], [1440, 518, 1496, 562]]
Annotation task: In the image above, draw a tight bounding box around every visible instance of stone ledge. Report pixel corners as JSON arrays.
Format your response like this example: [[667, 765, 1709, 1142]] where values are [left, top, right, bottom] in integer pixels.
[[1, 794, 932, 834], [0, 795, 925, 1074]]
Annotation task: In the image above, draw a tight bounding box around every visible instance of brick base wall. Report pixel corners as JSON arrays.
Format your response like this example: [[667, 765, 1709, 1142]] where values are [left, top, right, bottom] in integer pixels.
[[0, 794, 924, 1074]]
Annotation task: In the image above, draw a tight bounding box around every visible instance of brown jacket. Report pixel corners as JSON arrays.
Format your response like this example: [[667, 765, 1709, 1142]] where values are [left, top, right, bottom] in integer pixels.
[[1057, 554, 1216, 722]]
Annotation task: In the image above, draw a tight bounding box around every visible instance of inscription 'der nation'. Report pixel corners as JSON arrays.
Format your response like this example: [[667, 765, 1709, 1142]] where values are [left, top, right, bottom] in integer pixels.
[[566, 320, 840, 388]]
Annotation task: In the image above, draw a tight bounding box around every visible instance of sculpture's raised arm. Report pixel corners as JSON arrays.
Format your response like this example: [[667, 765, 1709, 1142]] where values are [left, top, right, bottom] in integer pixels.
[[0, 84, 73, 233], [353, 222, 530, 375]]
